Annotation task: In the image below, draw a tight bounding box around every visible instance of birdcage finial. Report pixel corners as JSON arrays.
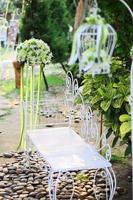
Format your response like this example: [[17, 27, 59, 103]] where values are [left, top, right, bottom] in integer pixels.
[[88, 0, 99, 15]]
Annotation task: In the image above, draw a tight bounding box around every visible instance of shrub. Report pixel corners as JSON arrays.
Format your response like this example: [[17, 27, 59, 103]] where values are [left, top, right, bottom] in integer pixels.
[[20, 0, 73, 63], [82, 57, 131, 155]]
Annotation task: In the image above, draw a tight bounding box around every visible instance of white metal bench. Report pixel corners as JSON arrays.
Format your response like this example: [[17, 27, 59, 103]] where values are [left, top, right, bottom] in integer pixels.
[[26, 90, 116, 200]]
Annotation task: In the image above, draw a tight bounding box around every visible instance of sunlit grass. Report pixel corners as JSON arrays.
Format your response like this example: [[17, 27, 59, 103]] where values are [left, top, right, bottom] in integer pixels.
[[0, 79, 18, 97], [47, 74, 65, 86], [0, 74, 65, 98]]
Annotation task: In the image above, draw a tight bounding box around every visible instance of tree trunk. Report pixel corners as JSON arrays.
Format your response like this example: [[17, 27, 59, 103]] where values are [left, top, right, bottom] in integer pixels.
[[41, 67, 49, 91], [13, 61, 21, 89], [74, 0, 89, 32]]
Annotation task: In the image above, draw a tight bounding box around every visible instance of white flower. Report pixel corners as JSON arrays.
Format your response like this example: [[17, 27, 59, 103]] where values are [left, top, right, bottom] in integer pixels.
[[17, 38, 52, 66]]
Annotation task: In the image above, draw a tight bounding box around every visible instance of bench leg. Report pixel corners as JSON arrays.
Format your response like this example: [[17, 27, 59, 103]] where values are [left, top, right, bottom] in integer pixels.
[[48, 170, 75, 200], [93, 167, 116, 200]]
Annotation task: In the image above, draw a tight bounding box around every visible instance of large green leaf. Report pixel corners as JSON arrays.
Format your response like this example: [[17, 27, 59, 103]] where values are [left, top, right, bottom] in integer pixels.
[[91, 95, 101, 105], [112, 123, 118, 132], [97, 88, 105, 96], [125, 103, 130, 114], [119, 114, 131, 122], [112, 98, 124, 108], [124, 95, 130, 102], [113, 93, 123, 99], [125, 144, 131, 156], [100, 100, 111, 112], [120, 121, 131, 139]]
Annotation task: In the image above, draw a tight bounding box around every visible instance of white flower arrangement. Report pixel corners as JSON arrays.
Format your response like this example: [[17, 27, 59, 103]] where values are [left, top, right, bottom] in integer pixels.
[[17, 38, 52, 66]]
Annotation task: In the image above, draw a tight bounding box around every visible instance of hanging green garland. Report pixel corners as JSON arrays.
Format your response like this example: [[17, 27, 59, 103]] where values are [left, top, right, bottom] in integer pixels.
[[17, 38, 52, 150]]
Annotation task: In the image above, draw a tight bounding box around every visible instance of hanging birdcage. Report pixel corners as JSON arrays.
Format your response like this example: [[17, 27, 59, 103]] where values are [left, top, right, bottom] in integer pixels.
[[68, 0, 117, 76]]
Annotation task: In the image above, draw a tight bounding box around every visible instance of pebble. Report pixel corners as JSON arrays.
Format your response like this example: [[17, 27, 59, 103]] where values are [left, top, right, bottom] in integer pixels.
[[3, 153, 13, 158], [26, 186, 34, 192], [0, 151, 118, 199], [19, 193, 28, 198], [3, 168, 8, 173], [117, 186, 126, 194], [0, 173, 5, 178]]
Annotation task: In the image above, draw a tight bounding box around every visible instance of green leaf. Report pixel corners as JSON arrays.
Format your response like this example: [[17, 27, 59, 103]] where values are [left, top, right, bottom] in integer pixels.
[[112, 98, 124, 108], [100, 100, 111, 112], [124, 95, 129, 102], [124, 145, 131, 156], [113, 83, 119, 88], [113, 93, 123, 99], [112, 124, 118, 132], [125, 103, 130, 114], [119, 114, 131, 122], [91, 95, 101, 105], [120, 121, 131, 139], [106, 128, 112, 138], [97, 88, 105, 96], [112, 136, 119, 147]]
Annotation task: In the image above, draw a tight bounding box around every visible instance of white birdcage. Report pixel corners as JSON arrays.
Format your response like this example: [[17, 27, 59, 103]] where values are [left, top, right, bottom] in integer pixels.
[[79, 24, 117, 75], [68, 1, 117, 76]]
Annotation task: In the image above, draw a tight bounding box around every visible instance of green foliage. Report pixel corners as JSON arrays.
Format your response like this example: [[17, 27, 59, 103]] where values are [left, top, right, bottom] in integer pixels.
[[82, 57, 131, 155], [20, 0, 74, 63], [75, 172, 89, 182]]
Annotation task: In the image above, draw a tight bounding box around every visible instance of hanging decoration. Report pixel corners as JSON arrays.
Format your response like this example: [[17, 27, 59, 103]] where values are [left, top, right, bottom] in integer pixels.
[[17, 38, 52, 150], [68, 0, 117, 76]]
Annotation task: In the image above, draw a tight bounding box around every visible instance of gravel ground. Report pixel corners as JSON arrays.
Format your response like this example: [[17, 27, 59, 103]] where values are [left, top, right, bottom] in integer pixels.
[[0, 151, 131, 200]]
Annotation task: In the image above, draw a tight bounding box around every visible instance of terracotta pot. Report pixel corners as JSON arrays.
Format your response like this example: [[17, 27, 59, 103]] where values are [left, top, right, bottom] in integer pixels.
[[13, 61, 22, 88]]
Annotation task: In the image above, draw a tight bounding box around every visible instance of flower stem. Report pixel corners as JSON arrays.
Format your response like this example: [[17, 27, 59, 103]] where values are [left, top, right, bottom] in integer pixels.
[[35, 65, 42, 127]]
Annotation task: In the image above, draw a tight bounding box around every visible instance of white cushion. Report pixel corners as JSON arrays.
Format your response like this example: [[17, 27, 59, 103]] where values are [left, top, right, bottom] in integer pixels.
[[28, 127, 111, 172]]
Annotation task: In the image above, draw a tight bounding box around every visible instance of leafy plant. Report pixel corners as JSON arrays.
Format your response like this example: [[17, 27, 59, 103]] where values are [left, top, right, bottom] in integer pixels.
[[82, 57, 131, 155], [75, 172, 89, 182]]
